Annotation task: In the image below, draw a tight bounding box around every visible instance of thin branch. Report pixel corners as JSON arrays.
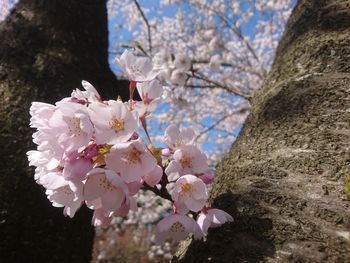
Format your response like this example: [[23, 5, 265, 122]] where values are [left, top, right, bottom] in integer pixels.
[[142, 182, 172, 202], [194, 107, 250, 141], [195, 115, 231, 141], [134, 41, 149, 57], [190, 71, 251, 100], [184, 84, 217, 89], [132, 0, 152, 55], [192, 60, 265, 79]]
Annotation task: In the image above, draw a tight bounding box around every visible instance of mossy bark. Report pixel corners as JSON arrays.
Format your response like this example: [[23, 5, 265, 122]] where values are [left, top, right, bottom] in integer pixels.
[[0, 0, 128, 262], [174, 1, 350, 262]]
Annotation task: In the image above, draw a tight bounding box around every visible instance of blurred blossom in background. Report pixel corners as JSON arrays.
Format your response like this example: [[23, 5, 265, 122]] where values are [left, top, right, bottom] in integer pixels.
[[108, 0, 295, 164]]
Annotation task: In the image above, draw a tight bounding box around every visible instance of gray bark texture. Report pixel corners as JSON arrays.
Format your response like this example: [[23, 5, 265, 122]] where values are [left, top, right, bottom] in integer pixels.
[[0, 0, 128, 262], [174, 0, 350, 262]]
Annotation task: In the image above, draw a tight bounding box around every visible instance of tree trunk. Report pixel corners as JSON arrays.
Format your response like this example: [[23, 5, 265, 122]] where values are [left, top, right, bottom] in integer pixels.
[[0, 0, 128, 261], [174, 0, 350, 262]]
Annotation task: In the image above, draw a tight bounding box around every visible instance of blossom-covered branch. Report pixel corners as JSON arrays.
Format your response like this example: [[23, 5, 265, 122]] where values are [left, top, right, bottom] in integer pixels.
[[27, 50, 233, 244]]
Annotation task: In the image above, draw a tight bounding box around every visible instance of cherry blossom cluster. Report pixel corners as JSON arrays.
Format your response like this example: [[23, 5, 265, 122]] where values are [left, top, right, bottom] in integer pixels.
[[27, 50, 233, 244]]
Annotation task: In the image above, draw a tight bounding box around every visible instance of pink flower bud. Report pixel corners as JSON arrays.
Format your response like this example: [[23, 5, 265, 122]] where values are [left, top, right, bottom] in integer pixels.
[[83, 143, 100, 160], [197, 172, 214, 184], [161, 148, 171, 157]]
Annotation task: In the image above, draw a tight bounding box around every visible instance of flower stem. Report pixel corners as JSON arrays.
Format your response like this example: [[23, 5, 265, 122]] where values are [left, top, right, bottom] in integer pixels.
[[129, 81, 137, 111]]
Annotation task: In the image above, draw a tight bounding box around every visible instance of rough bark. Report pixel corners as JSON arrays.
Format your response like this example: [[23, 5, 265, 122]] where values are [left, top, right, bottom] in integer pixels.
[[174, 0, 350, 262], [0, 0, 128, 262]]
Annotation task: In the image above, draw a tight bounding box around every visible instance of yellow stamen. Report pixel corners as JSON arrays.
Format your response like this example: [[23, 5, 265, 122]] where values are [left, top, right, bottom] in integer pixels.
[[170, 222, 185, 233], [126, 147, 142, 164], [93, 144, 112, 166], [179, 155, 192, 168], [181, 183, 192, 193], [175, 139, 182, 147], [110, 119, 124, 132]]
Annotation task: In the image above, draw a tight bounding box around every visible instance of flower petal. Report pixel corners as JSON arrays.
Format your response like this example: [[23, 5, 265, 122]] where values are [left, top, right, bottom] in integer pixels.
[[83, 172, 105, 201], [101, 188, 125, 212]]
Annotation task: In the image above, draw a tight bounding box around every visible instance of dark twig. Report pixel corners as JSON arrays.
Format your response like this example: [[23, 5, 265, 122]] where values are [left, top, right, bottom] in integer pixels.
[[191, 72, 251, 100], [142, 171, 172, 203], [194, 107, 250, 141], [142, 183, 172, 202], [132, 0, 152, 55]]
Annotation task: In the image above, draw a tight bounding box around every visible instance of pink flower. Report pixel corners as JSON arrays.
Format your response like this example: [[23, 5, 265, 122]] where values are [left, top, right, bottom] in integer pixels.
[[38, 171, 66, 190], [27, 150, 60, 181], [161, 148, 171, 157], [71, 80, 102, 103], [165, 145, 208, 181], [44, 174, 84, 218], [88, 100, 138, 145], [155, 214, 202, 244], [29, 102, 64, 159], [62, 151, 92, 181], [105, 139, 157, 183], [142, 165, 163, 187], [136, 79, 163, 103], [49, 101, 94, 153], [164, 161, 182, 181], [32, 129, 63, 159], [133, 79, 163, 117], [133, 99, 159, 118], [197, 208, 233, 234], [197, 170, 215, 184], [115, 50, 159, 82], [171, 174, 208, 214], [83, 168, 129, 213], [164, 124, 195, 150], [29, 102, 55, 129]]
